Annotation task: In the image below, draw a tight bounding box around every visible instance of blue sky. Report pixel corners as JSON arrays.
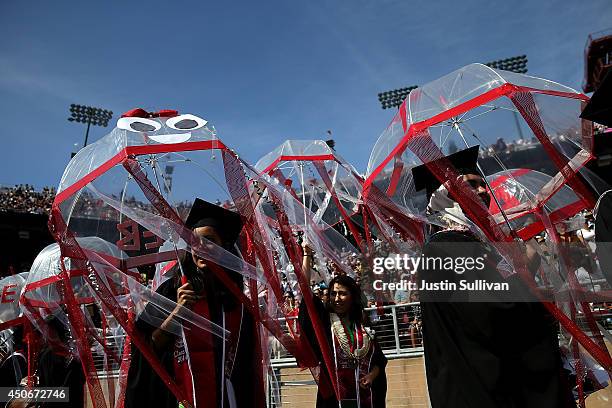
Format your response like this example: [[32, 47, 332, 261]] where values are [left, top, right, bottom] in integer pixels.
[[1, 0, 610, 189]]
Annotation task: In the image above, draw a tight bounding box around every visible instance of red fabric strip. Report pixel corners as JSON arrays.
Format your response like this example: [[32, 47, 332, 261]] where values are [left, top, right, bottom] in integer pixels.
[[220, 150, 317, 366], [515, 200, 588, 243], [509, 91, 595, 208], [489, 168, 532, 189], [0, 317, 24, 332], [313, 161, 365, 251], [54, 140, 228, 205], [57, 256, 108, 408], [55, 149, 127, 205], [261, 154, 336, 175], [264, 183, 338, 398], [536, 208, 612, 372], [399, 103, 408, 132], [48, 206, 188, 404], [365, 84, 513, 189], [385, 156, 404, 197], [511, 86, 589, 101], [124, 139, 227, 157]]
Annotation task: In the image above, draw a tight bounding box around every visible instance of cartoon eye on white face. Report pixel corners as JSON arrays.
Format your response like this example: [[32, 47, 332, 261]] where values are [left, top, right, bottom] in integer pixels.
[[117, 117, 162, 133], [166, 114, 208, 131], [117, 113, 208, 144]]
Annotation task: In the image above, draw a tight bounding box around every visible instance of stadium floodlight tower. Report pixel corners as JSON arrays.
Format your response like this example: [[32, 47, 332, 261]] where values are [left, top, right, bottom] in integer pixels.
[[377, 56, 527, 111], [377, 85, 418, 110], [68, 104, 113, 147], [484, 55, 528, 74]]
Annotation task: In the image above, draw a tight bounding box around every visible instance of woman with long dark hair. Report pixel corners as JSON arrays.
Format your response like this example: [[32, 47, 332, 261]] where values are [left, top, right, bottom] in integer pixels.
[[299, 272, 387, 408]]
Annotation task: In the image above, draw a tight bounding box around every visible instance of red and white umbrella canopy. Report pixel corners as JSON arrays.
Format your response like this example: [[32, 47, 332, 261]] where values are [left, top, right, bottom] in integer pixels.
[[364, 65, 612, 374], [255, 139, 363, 229], [365, 63, 594, 242], [487, 168, 585, 240]]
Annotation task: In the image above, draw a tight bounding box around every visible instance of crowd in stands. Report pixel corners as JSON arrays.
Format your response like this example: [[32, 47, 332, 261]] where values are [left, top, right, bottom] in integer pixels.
[[478, 123, 610, 160], [0, 183, 219, 221], [478, 136, 541, 159], [0, 184, 232, 221], [0, 184, 55, 215]]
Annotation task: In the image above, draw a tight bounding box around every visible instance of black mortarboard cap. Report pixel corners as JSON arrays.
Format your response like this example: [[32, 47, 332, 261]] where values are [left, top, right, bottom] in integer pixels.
[[580, 71, 612, 127], [185, 198, 243, 245], [411, 145, 481, 199]]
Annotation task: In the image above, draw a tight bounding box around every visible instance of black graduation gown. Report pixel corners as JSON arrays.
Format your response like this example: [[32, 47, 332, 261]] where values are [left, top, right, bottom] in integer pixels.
[[298, 295, 388, 408], [124, 277, 261, 408], [419, 230, 575, 408], [595, 190, 612, 285], [37, 348, 85, 408]]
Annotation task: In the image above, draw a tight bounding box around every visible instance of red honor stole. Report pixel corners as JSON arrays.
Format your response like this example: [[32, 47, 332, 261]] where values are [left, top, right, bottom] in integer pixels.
[[173, 295, 244, 408]]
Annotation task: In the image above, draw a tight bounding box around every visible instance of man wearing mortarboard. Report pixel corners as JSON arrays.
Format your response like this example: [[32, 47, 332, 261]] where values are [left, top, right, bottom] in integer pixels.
[[412, 146, 575, 408], [125, 199, 264, 408], [581, 70, 612, 286]]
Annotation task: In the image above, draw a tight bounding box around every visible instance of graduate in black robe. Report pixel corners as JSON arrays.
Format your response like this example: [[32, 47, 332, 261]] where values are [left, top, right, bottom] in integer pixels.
[[37, 316, 85, 408], [412, 147, 575, 408], [298, 274, 387, 408], [594, 190, 612, 285], [125, 199, 264, 408]]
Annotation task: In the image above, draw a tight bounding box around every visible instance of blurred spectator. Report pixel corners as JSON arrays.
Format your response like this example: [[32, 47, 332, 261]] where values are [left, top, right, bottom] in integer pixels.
[[408, 292, 422, 348], [320, 287, 329, 304], [494, 137, 507, 153], [578, 218, 596, 252], [282, 292, 300, 339], [283, 291, 296, 312], [312, 283, 322, 299], [394, 288, 409, 304]]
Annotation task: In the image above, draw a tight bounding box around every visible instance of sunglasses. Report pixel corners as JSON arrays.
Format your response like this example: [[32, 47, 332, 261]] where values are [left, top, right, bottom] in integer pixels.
[[465, 178, 487, 190]]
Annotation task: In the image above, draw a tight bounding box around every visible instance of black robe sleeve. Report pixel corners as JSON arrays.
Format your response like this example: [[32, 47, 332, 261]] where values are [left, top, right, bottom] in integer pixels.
[[37, 348, 85, 408], [595, 190, 612, 285], [297, 295, 331, 361], [370, 342, 388, 408]]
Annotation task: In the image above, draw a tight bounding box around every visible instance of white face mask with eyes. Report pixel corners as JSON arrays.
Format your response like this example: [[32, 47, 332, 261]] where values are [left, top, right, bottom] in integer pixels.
[[117, 113, 209, 144]]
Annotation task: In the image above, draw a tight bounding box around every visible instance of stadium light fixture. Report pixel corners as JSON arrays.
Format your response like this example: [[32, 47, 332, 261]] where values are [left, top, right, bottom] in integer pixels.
[[485, 55, 528, 74], [377, 85, 418, 110], [377, 55, 527, 119], [68, 104, 113, 147]]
